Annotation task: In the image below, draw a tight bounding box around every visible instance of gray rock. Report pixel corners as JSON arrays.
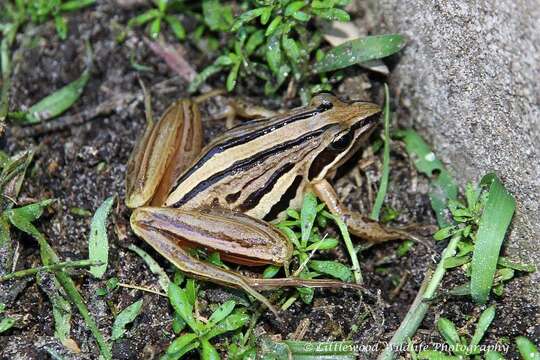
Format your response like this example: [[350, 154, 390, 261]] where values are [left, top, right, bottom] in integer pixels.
[[366, 0, 539, 299]]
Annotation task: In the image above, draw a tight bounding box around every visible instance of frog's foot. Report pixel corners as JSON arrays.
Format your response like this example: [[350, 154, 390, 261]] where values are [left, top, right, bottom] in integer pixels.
[[312, 179, 435, 244]]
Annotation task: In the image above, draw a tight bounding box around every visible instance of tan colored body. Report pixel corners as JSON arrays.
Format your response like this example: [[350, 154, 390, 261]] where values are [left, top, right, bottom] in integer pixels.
[[127, 94, 407, 315]]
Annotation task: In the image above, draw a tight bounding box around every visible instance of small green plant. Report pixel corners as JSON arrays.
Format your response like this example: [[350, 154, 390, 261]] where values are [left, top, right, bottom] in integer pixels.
[[1, 0, 96, 40], [163, 276, 250, 359], [190, 0, 405, 101], [128, 0, 187, 40], [0, 303, 16, 334], [416, 305, 501, 359], [266, 192, 357, 306]]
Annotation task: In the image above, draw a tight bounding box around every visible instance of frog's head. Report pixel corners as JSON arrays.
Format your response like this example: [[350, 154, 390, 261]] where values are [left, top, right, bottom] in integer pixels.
[[307, 93, 381, 181]]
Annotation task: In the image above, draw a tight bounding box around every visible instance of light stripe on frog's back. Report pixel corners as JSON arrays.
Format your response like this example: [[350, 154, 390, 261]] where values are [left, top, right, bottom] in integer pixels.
[[165, 106, 337, 208]]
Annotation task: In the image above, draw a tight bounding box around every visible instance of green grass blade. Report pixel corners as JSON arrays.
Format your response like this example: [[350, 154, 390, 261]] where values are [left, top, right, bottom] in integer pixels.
[[470, 173, 515, 304], [88, 196, 115, 279], [370, 84, 391, 221], [23, 69, 90, 124], [470, 305, 495, 348], [515, 336, 539, 360], [128, 244, 170, 292], [111, 299, 144, 340], [314, 34, 406, 73], [394, 129, 458, 227]]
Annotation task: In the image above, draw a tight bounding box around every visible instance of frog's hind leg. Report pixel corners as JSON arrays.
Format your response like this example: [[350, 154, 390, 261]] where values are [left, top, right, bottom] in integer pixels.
[[126, 99, 203, 208], [131, 206, 363, 317], [311, 179, 434, 243]]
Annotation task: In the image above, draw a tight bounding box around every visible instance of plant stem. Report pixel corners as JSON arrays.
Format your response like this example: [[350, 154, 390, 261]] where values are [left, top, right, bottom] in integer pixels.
[[377, 233, 462, 360], [0, 259, 101, 282]]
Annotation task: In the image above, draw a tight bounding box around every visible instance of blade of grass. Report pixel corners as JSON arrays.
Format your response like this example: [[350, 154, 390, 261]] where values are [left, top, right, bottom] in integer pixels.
[[378, 233, 462, 360], [128, 244, 170, 292], [370, 84, 391, 221], [322, 210, 362, 284], [470, 173, 515, 304], [111, 299, 144, 340], [394, 129, 458, 227], [88, 196, 115, 279], [36, 272, 72, 344], [314, 34, 406, 73], [7, 201, 111, 359], [0, 259, 102, 282], [21, 69, 90, 124]]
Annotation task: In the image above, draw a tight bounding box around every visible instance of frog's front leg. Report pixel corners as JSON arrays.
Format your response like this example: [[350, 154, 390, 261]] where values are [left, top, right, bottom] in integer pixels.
[[311, 179, 427, 243], [131, 206, 362, 316]]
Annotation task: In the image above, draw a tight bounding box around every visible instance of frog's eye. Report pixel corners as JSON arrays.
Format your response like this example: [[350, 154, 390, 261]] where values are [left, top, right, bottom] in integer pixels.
[[329, 131, 353, 151], [310, 93, 336, 111]]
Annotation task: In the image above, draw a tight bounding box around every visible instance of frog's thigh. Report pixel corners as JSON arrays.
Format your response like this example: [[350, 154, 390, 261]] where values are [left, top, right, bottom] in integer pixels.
[[131, 206, 292, 265], [310, 179, 405, 243], [126, 100, 203, 208]]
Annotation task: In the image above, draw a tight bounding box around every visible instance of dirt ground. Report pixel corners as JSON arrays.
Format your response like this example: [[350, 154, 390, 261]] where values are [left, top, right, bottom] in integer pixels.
[[0, 3, 536, 360]]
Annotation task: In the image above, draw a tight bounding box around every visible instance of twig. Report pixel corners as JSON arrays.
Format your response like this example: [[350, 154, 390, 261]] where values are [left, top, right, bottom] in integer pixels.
[[0, 259, 102, 282], [118, 282, 167, 297], [377, 233, 462, 360], [10, 92, 136, 138]]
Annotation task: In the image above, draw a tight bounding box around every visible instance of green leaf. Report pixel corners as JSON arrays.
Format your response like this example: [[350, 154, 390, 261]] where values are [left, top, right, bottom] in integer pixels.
[[497, 257, 536, 272], [285, 1, 305, 16], [0, 317, 15, 333], [308, 260, 352, 282], [23, 69, 90, 124], [370, 84, 391, 221], [149, 17, 161, 39], [188, 55, 232, 93], [111, 299, 143, 341], [396, 240, 414, 257], [434, 226, 456, 241], [54, 15, 67, 40], [164, 16, 185, 40], [128, 244, 170, 292], [60, 0, 95, 11], [393, 129, 458, 227], [231, 8, 267, 31], [278, 339, 356, 359], [168, 283, 201, 333], [300, 192, 318, 247], [484, 351, 505, 360], [436, 317, 460, 347], [305, 237, 339, 251], [292, 11, 311, 22], [314, 8, 350, 21], [245, 30, 265, 56], [314, 34, 406, 73], [470, 305, 495, 348], [205, 313, 249, 340], [88, 196, 115, 279], [127, 9, 160, 27], [166, 333, 199, 355], [470, 173, 515, 304], [516, 336, 539, 360], [201, 339, 220, 360], [282, 36, 300, 64], [226, 62, 241, 92], [443, 255, 470, 269], [207, 300, 236, 328], [260, 6, 273, 25], [203, 0, 234, 31], [263, 265, 280, 278], [265, 34, 282, 74], [265, 16, 282, 36]]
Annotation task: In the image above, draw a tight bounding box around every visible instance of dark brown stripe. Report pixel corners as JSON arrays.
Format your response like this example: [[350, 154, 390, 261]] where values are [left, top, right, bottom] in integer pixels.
[[171, 105, 330, 191], [238, 162, 295, 212], [172, 127, 331, 207], [263, 175, 303, 221]]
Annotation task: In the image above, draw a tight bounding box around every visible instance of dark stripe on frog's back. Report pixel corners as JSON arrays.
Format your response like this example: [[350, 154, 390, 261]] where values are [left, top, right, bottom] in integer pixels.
[[170, 106, 329, 193], [170, 125, 333, 208]]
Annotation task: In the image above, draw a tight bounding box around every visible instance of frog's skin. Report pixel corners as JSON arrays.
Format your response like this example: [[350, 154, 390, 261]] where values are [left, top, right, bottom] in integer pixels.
[[126, 93, 410, 315]]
